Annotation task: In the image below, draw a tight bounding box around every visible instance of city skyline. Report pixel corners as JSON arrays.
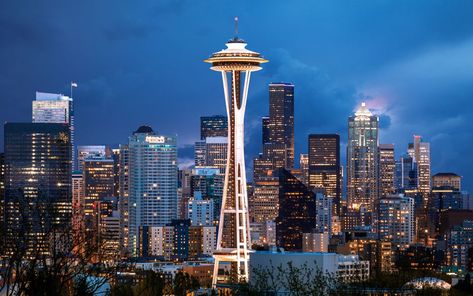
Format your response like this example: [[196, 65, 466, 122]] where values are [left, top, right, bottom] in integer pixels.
[[1, 1, 473, 193]]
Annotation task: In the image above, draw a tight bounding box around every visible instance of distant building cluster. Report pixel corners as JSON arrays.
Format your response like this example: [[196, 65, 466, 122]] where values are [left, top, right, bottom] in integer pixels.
[[1, 53, 472, 292]]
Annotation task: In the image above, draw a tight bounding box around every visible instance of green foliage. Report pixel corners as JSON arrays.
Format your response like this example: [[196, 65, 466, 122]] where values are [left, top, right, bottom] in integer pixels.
[[246, 261, 343, 296]]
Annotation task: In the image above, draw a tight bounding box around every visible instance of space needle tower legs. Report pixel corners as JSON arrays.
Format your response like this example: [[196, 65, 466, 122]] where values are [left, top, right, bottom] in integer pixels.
[[205, 18, 268, 288]]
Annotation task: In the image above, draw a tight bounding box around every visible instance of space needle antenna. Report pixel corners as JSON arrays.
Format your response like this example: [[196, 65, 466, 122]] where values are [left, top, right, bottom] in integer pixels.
[[234, 16, 238, 39]]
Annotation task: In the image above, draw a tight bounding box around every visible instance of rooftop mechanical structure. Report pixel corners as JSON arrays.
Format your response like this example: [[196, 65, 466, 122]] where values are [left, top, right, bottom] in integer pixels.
[[204, 18, 268, 287]]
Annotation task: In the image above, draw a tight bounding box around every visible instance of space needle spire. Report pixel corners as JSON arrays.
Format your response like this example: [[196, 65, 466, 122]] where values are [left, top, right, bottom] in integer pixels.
[[205, 18, 268, 287]]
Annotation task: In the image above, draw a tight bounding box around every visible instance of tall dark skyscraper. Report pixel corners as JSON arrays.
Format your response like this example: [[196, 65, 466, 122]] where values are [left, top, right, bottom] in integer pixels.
[[346, 102, 379, 227], [200, 115, 227, 140], [276, 169, 317, 251], [4, 123, 71, 255], [308, 134, 341, 216], [268, 83, 294, 169], [261, 116, 270, 145]]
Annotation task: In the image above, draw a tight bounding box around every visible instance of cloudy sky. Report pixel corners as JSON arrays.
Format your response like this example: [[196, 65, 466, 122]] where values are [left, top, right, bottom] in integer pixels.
[[1, 1, 473, 191]]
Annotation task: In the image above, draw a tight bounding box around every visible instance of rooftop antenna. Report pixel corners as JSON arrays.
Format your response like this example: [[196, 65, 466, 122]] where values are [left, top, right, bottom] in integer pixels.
[[234, 16, 238, 39]]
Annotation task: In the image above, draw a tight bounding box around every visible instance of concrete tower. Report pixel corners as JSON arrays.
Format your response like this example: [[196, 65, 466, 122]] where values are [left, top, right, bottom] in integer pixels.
[[205, 18, 268, 286]]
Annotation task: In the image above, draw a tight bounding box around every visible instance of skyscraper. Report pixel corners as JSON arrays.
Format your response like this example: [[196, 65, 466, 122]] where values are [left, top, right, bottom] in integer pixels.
[[377, 195, 415, 250], [4, 123, 71, 256], [200, 115, 228, 140], [194, 137, 228, 170], [83, 157, 115, 250], [347, 102, 379, 227], [32, 92, 75, 170], [268, 83, 295, 169], [204, 26, 267, 285], [308, 134, 341, 216], [72, 171, 84, 243], [395, 154, 417, 191], [276, 169, 317, 251], [118, 144, 129, 253], [379, 144, 395, 197], [261, 116, 270, 145], [413, 136, 431, 195], [128, 126, 178, 256]]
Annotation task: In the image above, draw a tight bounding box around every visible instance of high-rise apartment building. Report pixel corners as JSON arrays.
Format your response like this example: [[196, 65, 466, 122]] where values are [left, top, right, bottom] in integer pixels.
[[118, 144, 129, 253], [4, 123, 71, 255], [377, 195, 415, 249], [379, 144, 395, 197], [347, 103, 379, 226], [308, 134, 341, 216], [128, 126, 178, 256], [32, 92, 75, 170], [268, 83, 295, 169], [200, 115, 227, 140], [187, 193, 214, 226]]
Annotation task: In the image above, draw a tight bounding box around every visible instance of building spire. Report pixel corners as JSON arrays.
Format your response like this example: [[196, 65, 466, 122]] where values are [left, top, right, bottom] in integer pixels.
[[234, 16, 239, 39]]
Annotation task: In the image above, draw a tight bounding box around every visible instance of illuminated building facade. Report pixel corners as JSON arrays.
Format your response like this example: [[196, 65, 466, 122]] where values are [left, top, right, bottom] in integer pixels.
[[83, 157, 115, 247], [77, 145, 108, 171], [249, 176, 279, 224], [412, 135, 431, 195], [128, 126, 178, 256], [187, 193, 214, 226], [276, 169, 317, 251], [118, 144, 129, 253], [32, 92, 74, 170], [347, 102, 379, 226], [4, 123, 71, 256], [379, 144, 395, 197], [377, 195, 415, 250], [204, 27, 267, 285], [432, 172, 461, 192], [268, 83, 295, 169], [72, 171, 84, 243], [194, 137, 228, 170], [200, 115, 228, 140], [97, 196, 120, 261], [190, 167, 224, 225], [308, 134, 341, 216]]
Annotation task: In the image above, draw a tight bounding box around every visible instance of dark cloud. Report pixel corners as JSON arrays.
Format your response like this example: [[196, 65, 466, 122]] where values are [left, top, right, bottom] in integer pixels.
[[1, 0, 473, 190]]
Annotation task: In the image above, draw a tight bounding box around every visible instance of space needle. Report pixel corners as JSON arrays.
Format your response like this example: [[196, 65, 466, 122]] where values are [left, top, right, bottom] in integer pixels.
[[205, 17, 268, 287]]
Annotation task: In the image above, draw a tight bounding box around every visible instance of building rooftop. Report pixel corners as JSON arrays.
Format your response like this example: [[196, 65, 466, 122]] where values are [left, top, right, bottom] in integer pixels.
[[433, 172, 460, 177], [134, 125, 154, 134]]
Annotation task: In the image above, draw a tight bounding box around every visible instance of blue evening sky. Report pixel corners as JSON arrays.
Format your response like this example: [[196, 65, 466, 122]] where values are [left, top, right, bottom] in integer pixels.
[[1, 1, 473, 190]]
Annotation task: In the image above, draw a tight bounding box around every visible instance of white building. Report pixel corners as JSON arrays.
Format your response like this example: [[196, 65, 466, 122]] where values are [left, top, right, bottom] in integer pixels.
[[188, 192, 214, 226], [128, 126, 178, 256], [32, 91, 75, 169], [249, 251, 369, 289], [315, 193, 332, 234]]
